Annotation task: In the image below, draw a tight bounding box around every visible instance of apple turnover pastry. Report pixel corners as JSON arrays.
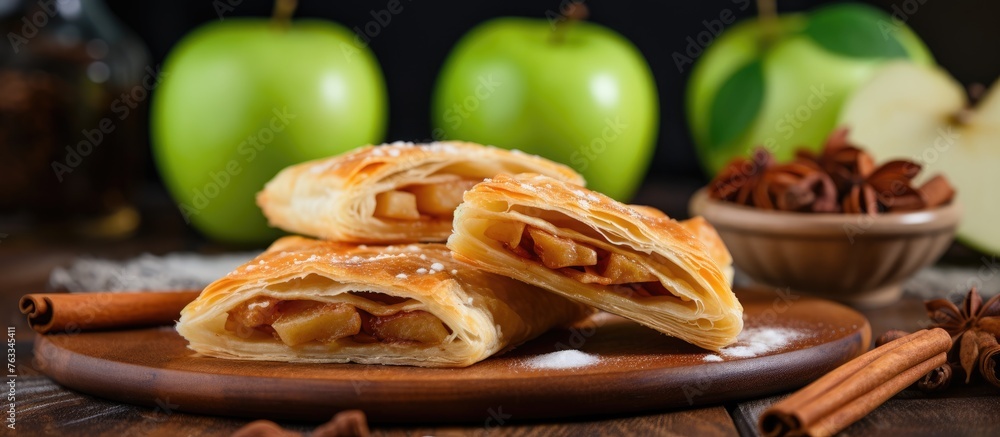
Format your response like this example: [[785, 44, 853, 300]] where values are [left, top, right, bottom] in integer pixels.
[[176, 236, 590, 367], [257, 141, 584, 243], [630, 206, 734, 286], [448, 174, 743, 350]]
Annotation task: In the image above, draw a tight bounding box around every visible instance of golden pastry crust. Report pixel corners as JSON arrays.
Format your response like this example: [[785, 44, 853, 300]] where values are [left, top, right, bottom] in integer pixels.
[[677, 216, 734, 285], [177, 236, 591, 367], [257, 141, 585, 243], [630, 205, 734, 285], [447, 174, 743, 351]]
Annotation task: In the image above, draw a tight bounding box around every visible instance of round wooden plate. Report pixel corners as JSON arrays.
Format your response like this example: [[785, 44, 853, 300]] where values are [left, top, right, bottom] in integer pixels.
[[33, 288, 870, 423]]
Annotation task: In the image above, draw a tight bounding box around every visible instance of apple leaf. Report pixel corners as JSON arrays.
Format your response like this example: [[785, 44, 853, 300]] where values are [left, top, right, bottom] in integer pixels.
[[708, 59, 764, 152], [804, 4, 908, 59]]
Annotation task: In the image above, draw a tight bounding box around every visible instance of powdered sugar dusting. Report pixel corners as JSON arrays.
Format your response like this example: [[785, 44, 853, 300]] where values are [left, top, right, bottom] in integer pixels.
[[525, 350, 600, 370], [703, 354, 724, 362], [719, 327, 807, 358], [293, 254, 321, 265]]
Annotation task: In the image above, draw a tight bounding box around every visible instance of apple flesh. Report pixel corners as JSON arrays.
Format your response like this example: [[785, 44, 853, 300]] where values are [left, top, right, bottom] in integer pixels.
[[839, 62, 1000, 255], [687, 3, 933, 176], [431, 18, 658, 201], [152, 19, 387, 243]]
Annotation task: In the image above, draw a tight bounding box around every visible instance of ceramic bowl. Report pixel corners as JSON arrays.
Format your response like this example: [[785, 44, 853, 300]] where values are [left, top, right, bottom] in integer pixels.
[[689, 189, 961, 307]]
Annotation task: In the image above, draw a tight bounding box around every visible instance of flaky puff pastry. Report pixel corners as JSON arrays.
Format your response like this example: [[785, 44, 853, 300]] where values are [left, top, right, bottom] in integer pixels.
[[630, 205, 734, 286], [177, 236, 591, 368], [448, 174, 743, 351], [257, 141, 585, 243]]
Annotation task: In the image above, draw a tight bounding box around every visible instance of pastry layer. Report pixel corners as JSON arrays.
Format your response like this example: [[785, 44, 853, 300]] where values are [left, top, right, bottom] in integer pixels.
[[257, 141, 585, 243], [177, 236, 591, 367], [448, 174, 743, 351]]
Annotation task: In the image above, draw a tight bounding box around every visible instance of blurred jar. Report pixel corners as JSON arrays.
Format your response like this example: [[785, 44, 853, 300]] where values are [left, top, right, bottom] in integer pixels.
[[0, 0, 149, 239]]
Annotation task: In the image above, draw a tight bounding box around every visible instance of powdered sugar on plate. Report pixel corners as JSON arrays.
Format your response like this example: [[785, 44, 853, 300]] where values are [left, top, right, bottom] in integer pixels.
[[716, 327, 807, 359], [525, 350, 600, 370]]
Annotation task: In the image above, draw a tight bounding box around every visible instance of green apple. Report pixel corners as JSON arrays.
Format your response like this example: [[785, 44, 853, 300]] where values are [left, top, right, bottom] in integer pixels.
[[431, 13, 658, 201], [839, 62, 1000, 255], [152, 17, 387, 244], [687, 3, 932, 176]]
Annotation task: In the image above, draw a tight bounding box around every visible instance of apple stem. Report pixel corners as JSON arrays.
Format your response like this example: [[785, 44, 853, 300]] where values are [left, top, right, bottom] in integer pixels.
[[968, 83, 986, 105], [550, 2, 589, 44], [953, 83, 986, 125], [757, 0, 778, 47], [272, 0, 297, 28]]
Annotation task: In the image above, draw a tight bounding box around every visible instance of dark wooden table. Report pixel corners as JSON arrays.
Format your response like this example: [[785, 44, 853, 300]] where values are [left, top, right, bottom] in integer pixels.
[[2, 182, 999, 436]]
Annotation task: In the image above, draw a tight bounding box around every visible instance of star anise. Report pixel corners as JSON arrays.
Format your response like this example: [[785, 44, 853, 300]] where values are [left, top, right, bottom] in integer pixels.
[[706, 127, 955, 214], [805, 127, 956, 214], [926, 287, 1000, 383], [753, 160, 839, 212], [707, 147, 773, 207], [806, 129, 923, 213]]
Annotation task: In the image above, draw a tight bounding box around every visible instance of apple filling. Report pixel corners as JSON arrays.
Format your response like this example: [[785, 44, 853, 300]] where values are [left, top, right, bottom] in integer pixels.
[[485, 221, 673, 299], [373, 179, 480, 220], [225, 296, 451, 346]]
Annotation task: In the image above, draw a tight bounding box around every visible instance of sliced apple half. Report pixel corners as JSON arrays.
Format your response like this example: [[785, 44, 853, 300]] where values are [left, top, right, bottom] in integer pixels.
[[839, 62, 1000, 255]]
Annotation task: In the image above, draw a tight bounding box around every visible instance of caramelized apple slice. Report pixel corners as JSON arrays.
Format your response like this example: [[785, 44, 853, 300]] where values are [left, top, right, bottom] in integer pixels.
[[484, 221, 526, 248], [559, 266, 612, 285], [527, 228, 598, 269], [366, 310, 449, 344], [600, 252, 658, 284], [374, 191, 421, 220], [271, 301, 361, 346], [227, 296, 280, 328], [404, 179, 479, 217]]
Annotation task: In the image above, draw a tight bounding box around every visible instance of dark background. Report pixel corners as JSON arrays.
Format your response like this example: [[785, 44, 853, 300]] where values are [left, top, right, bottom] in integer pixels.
[[2, 0, 997, 243], [102, 0, 999, 183]]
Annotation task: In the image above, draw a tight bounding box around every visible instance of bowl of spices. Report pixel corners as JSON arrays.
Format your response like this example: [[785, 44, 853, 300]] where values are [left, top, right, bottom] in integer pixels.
[[690, 129, 961, 307]]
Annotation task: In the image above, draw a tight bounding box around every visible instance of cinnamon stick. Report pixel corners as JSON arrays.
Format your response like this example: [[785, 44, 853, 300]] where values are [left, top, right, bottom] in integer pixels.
[[977, 331, 1000, 389], [759, 328, 952, 437], [19, 291, 200, 334]]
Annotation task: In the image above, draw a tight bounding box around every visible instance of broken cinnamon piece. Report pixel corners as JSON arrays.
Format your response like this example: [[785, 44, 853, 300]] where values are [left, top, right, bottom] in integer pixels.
[[916, 363, 952, 392], [230, 420, 301, 437], [976, 331, 1000, 388], [229, 410, 370, 437], [918, 174, 956, 208], [313, 410, 371, 437]]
